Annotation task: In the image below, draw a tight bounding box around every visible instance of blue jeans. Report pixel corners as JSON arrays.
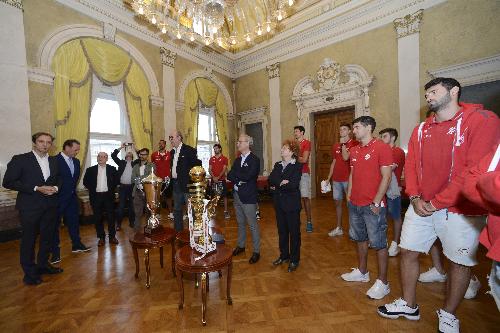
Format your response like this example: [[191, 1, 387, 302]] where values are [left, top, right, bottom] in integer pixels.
[[172, 179, 189, 232], [387, 195, 402, 220], [348, 202, 387, 249]]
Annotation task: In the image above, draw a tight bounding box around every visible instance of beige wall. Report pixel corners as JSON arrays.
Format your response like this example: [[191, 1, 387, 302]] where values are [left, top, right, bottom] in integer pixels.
[[419, 0, 500, 118]]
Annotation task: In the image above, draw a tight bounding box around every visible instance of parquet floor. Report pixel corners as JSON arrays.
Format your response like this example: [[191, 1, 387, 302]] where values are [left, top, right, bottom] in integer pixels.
[[0, 199, 498, 332]]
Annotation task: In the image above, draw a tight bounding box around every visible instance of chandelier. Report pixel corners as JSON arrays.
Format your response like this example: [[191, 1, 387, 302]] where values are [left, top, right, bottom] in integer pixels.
[[129, 0, 298, 50]]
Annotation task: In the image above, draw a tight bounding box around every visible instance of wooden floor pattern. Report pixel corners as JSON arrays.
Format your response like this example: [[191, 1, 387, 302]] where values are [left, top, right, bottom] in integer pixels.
[[0, 199, 498, 332]]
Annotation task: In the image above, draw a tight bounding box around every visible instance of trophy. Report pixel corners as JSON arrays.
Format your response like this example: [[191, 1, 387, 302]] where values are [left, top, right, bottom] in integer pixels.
[[187, 166, 223, 260], [136, 170, 170, 235]]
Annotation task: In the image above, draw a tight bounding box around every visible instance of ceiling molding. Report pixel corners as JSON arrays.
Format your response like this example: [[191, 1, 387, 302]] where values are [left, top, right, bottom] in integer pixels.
[[427, 54, 500, 87], [53, 0, 447, 79]]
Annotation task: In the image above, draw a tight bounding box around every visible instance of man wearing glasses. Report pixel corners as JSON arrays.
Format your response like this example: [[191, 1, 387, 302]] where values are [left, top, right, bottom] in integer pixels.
[[131, 148, 155, 231], [169, 130, 201, 232]]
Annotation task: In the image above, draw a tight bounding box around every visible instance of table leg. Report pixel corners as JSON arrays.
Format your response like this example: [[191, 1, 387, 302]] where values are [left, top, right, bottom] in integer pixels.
[[206, 272, 210, 292], [132, 246, 139, 278], [171, 239, 176, 277], [145, 248, 151, 289], [195, 273, 199, 288], [201, 272, 207, 326], [177, 266, 184, 309], [227, 262, 233, 305], [218, 270, 222, 278], [160, 246, 164, 268]]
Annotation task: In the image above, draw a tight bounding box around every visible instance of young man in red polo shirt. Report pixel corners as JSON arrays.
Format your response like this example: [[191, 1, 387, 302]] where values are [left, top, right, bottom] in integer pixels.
[[151, 139, 171, 213], [294, 126, 313, 233], [342, 116, 393, 300], [209, 143, 230, 219], [379, 128, 405, 257], [378, 77, 499, 333], [325, 123, 358, 237]]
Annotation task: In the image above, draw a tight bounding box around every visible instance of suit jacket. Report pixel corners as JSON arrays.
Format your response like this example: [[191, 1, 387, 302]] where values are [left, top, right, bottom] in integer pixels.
[[56, 153, 80, 203], [111, 148, 139, 180], [131, 162, 155, 197], [268, 160, 302, 212], [227, 152, 260, 204], [170, 143, 201, 192], [83, 164, 117, 204], [2, 152, 61, 210]]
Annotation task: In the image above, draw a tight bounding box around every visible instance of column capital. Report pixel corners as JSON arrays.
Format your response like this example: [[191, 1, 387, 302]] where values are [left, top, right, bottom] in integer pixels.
[[0, 0, 23, 10], [266, 62, 280, 79], [160, 47, 177, 68], [393, 9, 423, 39]]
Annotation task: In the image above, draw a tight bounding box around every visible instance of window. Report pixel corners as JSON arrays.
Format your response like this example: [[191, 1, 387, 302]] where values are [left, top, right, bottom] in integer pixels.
[[197, 105, 218, 173], [87, 87, 131, 169]]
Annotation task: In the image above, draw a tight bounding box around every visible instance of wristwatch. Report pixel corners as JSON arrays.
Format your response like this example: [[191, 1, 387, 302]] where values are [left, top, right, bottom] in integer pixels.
[[372, 202, 380, 208]]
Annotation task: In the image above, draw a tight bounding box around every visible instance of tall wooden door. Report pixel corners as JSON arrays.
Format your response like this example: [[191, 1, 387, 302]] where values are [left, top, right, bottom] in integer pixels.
[[314, 107, 355, 198]]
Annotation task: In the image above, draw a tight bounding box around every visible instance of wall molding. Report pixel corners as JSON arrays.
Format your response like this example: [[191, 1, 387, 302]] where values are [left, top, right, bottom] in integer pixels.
[[237, 106, 269, 173], [0, 0, 23, 11], [178, 68, 234, 117], [427, 54, 500, 87], [36, 24, 160, 96], [27, 67, 55, 85]]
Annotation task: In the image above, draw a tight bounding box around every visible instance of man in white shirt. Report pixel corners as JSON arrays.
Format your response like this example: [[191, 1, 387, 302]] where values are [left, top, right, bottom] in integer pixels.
[[83, 152, 118, 246], [3, 132, 63, 285]]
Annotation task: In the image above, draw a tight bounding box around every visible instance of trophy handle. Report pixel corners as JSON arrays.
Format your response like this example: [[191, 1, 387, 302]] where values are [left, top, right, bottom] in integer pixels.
[[134, 177, 144, 194], [161, 176, 170, 195]]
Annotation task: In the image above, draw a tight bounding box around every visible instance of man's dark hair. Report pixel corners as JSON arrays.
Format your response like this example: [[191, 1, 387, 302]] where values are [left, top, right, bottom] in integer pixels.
[[63, 139, 80, 149], [424, 77, 461, 101], [213, 143, 222, 149], [138, 148, 149, 155], [294, 125, 305, 134], [159, 139, 167, 144], [32, 132, 54, 143], [379, 128, 398, 141], [352, 116, 376, 133], [339, 123, 351, 130]]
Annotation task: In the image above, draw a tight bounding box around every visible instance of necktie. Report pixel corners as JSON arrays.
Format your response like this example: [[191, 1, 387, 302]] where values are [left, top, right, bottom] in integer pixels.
[[68, 158, 74, 176]]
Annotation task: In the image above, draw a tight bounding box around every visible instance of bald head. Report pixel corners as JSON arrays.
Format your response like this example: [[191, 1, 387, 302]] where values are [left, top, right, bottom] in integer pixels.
[[169, 129, 183, 148], [97, 152, 108, 166]]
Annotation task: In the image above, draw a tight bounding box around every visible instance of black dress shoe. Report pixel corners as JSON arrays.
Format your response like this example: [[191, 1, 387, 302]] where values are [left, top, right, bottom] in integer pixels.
[[272, 257, 289, 266], [38, 264, 64, 275], [232, 247, 245, 256], [23, 276, 42, 285], [288, 262, 299, 272], [249, 252, 260, 264]]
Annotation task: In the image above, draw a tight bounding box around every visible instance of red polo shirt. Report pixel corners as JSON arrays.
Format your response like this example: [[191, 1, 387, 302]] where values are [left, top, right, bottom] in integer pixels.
[[349, 139, 393, 206], [151, 151, 171, 179], [209, 154, 228, 180], [331, 139, 359, 182], [391, 146, 406, 187], [299, 139, 311, 174]]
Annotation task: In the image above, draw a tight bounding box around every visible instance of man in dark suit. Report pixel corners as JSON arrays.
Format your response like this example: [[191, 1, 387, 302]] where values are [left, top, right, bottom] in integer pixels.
[[83, 152, 118, 246], [228, 134, 261, 264], [2, 132, 64, 285], [169, 129, 201, 232], [111, 143, 138, 230], [51, 139, 90, 264]]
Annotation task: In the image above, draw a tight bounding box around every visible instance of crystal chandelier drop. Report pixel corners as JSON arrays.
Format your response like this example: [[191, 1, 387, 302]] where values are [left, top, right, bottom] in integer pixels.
[[129, 0, 297, 50]]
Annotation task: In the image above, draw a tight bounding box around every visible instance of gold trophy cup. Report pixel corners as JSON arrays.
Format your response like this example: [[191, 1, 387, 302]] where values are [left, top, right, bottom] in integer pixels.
[[138, 171, 170, 235]]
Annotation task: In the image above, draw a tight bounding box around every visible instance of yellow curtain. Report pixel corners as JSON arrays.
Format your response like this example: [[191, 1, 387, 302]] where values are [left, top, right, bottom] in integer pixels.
[[183, 80, 199, 147], [52, 39, 91, 167], [125, 62, 153, 153], [52, 37, 153, 165]]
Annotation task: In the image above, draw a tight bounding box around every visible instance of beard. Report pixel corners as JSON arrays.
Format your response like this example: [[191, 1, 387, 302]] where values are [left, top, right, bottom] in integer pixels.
[[428, 92, 452, 112]]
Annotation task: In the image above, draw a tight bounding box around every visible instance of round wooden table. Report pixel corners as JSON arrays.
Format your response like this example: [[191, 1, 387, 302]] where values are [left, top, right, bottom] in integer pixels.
[[175, 244, 233, 326], [129, 226, 176, 288]]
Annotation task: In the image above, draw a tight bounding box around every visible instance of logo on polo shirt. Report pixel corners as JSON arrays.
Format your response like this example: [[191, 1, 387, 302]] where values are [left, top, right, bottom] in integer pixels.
[[365, 154, 371, 160], [447, 127, 456, 135]]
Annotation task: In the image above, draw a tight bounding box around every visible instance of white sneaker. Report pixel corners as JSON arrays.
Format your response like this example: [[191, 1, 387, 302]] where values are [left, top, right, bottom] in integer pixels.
[[168, 213, 174, 219], [464, 275, 481, 299], [418, 267, 447, 283], [437, 309, 459, 333], [366, 279, 390, 299], [341, 268, 370, 282], [377, 298, 420, 320], [388, 241, 400, 257], [328, 227, 343, 237]]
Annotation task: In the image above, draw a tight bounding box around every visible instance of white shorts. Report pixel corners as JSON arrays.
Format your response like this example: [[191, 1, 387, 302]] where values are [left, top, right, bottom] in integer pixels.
[[399, 205, 485, 267], [299, 173, 311, 198]]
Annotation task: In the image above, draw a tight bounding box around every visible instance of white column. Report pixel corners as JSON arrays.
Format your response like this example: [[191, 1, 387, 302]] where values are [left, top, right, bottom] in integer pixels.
[[0, 0, 32, 175], [266, 62, 281, 164], [394, 9, 423, 151], [160, 47, 177, 138]]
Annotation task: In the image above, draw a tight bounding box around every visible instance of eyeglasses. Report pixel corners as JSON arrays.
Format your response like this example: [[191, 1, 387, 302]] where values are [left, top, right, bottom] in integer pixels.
[[139, 153, 148, 156], [168, 136, 174, 140]]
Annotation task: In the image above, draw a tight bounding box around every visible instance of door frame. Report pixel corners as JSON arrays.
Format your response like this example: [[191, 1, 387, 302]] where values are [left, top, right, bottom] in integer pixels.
[[238, 106, 269, 175]]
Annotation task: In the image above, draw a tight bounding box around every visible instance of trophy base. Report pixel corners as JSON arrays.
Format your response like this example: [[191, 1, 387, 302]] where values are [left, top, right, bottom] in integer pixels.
[[144, 224, 164, 236]]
